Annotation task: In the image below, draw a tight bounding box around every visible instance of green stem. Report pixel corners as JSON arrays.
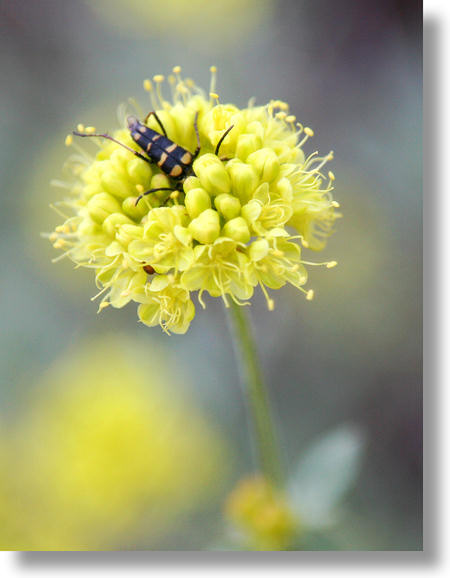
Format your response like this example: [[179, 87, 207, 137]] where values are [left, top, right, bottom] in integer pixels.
[[228, 302, 283, 487]]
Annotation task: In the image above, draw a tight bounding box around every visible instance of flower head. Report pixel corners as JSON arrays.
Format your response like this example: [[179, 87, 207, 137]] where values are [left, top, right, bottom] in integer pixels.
[[2, 336, 229, 549], [225, 475, 297, 550], [50, 68, 339, 333]]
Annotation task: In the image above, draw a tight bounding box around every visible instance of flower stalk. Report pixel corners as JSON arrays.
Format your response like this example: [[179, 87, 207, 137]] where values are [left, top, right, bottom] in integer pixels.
[[228, 302, 283, 488]]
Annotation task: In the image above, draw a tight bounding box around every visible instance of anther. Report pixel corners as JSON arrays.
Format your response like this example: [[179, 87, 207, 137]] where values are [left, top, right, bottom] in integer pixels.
[[306, 289, 315, 301], [65, 134, 73, 147], [326, 261, 338, 268], [98, 301, 110, 311], [304, 127, 314, 137], [275, 111, 287, 120], [136, 184, 144, 194], [76, 123, 85, 133], [210, 65, 217, 73], [153, 74, 165, 83], [85, 126, 96, 134], [267, 298, 275, 311], [210, 92, 219, 100], [172, 65, 181, 74], [331, 201, 340, 208], [143, 79, 153, 92], [286, 115, 296, 123], [328, 170, 335, 181]]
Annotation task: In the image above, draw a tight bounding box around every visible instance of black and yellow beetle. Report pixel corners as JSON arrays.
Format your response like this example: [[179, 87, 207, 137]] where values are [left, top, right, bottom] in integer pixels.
[[73, 111, 233, 206]]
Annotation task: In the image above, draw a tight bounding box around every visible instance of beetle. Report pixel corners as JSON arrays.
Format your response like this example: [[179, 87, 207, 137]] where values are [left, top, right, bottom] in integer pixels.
[[73, 111, 233, 206]]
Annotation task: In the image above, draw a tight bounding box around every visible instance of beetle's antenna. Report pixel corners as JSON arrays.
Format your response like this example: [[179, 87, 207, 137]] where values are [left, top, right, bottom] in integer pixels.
[[72, 131, 151, 164], [215, 125, 234, 157]]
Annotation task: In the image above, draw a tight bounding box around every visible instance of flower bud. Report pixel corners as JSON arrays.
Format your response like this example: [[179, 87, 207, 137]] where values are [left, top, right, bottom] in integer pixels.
[[185, 187, 211, 219], [247, 148, 280, 183], [183, 176, 202, 193], [115, 224, 143, 247], [127, 158, 153, 184], [150, 174, 172, 200], [235, 133, 262, 161], [249, 239, 269, 262], [222, 217, 251, 244], [188, 208, 221, 244], [111, 147, 132, 167], [193, 154, 231, 196], [100, 170, 132, 200], [121, 196, 149, 220], [241, 200, 262, 225], [214, 193, 241, 221], [275, 177, 293, 201], [102, 213, 134, 237], [226, 160, 259, 204], [87, 193, 122, 224]]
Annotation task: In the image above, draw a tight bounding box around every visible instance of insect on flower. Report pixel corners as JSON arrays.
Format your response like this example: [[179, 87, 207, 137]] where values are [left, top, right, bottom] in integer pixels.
[[73, 111, 234, 206]]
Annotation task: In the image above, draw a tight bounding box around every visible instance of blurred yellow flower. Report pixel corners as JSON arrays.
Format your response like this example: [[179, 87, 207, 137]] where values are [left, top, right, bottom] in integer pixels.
[[50, 68, 338, 333], [225, 475, 297, 550], [1, 336, 229, 550]]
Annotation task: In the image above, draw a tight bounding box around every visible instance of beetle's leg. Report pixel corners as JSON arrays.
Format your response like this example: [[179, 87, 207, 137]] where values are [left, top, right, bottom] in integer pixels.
[[215, 124, 234, 158], [135, 187, 176, 206], [72, 131, 151, 165], [192, 112, 201, 159], [144, 111, 168, 137]]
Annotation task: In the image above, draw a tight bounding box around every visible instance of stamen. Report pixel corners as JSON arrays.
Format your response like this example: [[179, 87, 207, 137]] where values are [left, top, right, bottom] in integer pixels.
[[209, 65, 217, 96], [153, 74, 165, 108]]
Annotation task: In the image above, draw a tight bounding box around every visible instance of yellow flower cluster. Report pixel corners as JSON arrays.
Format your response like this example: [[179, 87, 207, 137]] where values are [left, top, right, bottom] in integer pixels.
[[50, 68, 339, 333], [225, 475, 297, 550], [0, 337, 228, 550]]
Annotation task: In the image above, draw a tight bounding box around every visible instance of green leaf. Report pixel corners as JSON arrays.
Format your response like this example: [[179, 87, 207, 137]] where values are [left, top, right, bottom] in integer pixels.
[[287, 424, 365, 528]]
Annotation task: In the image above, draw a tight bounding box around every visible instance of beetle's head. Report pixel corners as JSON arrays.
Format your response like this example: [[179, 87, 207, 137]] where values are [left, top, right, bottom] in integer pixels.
[[126, 115, 139, 131]]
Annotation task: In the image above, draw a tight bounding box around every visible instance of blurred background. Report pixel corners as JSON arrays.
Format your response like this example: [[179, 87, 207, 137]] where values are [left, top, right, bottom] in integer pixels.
[[0, 0, 421, 550]]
